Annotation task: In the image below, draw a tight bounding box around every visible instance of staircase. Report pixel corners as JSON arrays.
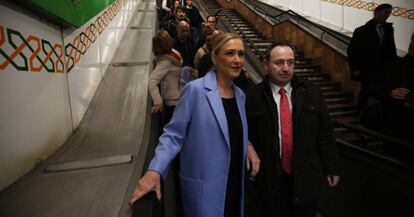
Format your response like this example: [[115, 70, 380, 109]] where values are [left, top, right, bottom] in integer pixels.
[[202, 1, 358, 130]]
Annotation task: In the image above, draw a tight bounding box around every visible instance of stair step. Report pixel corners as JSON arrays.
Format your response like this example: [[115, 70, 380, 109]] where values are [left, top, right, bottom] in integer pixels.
[[294, 68, 316, 73], [332, 116, 360, 124], [320, 85, 339, 91], [327, 103, 357, 111], [245, 33, 260, 37], [228, 19, 246, 23], [238, 26, 254, 31], [237, 30, 255, 34], [329, 110, 358, 117], [334, 127, 349, 132], [249, 39, 274, 44], [324, 97, 350, 103], [323, 91, 353, 100], [306, 76, 327, 81], [313, 81, 340, 86], [247, 37, 265, 41], [232, 24, 250, 28]]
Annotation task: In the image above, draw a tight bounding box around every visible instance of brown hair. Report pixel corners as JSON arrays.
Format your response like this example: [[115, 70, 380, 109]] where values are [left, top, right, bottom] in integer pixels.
[[174, 5, 186, 15], [201, 22, 216, 36], [152, 31, 173, 56], [212, 32, 242, 54]]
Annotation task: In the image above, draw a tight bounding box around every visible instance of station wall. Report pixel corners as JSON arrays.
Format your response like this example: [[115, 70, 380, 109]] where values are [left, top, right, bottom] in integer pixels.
[[259, 0, 414, 53], [0, 0, 140, 190]]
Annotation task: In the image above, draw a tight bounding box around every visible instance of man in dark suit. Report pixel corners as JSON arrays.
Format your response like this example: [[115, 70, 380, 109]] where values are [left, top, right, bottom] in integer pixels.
[[347, 3, 397, 110], [173, 20, 197, 68], [185, 0, 203, 29], [245, 41, 341, 217]]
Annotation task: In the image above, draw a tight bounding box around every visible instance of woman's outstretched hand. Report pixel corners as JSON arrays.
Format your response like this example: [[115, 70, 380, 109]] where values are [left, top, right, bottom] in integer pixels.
[[129, 170, 162, 205]]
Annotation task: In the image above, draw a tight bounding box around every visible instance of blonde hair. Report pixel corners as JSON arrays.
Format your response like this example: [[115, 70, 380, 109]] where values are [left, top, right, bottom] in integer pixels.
[[212, 32, 242, 54], [152, 31, 173, 56]]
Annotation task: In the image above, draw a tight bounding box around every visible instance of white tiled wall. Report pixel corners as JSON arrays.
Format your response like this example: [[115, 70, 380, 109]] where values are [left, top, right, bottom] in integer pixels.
[[260, 0, 414, 53], [0, 0, 140, 190]]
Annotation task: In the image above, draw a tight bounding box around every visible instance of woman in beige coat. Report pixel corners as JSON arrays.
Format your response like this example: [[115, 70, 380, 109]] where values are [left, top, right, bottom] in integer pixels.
[[148, 30, 183, 125]]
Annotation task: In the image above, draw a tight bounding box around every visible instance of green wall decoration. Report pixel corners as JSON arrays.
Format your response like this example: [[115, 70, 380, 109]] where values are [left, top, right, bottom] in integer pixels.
[[20, 0, 116, 28]]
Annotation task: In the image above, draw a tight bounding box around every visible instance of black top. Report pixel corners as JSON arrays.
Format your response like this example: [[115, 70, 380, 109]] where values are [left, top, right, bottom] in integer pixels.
[[222, 97, 243, 217], [173, 37, 196, 68]]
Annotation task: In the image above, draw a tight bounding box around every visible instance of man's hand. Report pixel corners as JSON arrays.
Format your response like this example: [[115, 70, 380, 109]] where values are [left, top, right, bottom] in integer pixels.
[[246, 144, 260, 179], [391, 88, 410, 100], [129, 171, 162, 205], [326, 175, 340, 188]]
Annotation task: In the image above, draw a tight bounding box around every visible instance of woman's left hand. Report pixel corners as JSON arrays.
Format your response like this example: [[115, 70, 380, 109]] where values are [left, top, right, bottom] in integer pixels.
[[151, 104, 163, 114], [246, 143, 260, 179]]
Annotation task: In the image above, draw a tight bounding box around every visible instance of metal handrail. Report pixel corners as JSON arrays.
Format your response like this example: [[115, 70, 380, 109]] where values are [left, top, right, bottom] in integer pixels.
[[242, 0, 350, 46], [333, 120, 414, 151], [336, 138, 414, 173], [217, 12, 266, 61]]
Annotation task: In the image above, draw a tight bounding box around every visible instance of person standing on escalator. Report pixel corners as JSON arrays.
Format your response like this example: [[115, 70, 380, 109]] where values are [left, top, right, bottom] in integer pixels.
[[245, 41, 341, 217], [130, 33, 261, 217]]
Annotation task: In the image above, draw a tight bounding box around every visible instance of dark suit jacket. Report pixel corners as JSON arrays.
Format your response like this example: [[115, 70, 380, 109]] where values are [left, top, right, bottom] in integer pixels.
[[347, 19, 397, 82], [364, 55, 414, 141], [186, 6, 203, 29], [369, 55, 414, 103], [245, 76, 340, 211]]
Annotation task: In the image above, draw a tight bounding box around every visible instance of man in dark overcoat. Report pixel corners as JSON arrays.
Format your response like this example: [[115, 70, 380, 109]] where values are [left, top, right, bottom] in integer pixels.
[[245, 41, 341, 217], [365, 32, 414, 142], [347, 3, 397, 110]]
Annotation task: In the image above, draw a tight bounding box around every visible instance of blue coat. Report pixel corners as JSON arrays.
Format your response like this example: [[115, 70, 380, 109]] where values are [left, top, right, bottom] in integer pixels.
[[149, 71, 249, 217]]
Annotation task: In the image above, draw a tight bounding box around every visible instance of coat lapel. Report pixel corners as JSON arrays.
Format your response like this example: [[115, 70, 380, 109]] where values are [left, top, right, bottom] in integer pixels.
[[205, 71, 230, 149]]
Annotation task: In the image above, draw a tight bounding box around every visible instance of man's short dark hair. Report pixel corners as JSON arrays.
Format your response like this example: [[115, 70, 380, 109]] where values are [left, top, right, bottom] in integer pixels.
[[265, 41, 297, 61], [175, 5, 186, 14], [207, 15, 217, 21], [374, 3, 392, 13]]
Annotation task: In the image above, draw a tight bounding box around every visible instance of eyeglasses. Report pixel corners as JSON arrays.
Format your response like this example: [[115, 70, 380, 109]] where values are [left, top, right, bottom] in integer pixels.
[[269, 59, 295, 67]]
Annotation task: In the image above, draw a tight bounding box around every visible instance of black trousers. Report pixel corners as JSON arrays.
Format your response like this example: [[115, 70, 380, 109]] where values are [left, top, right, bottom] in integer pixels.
[[160, 106, 183, 216], [245, 172, 317, 217], [275, 172, 317, 217]]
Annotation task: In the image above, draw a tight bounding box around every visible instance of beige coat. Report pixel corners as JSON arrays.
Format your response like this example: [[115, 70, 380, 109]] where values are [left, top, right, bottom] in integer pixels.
[[148, 49, 183, 106]]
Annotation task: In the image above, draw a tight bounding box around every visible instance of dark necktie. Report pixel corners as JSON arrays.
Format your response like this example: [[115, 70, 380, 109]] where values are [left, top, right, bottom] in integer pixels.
[[377, 24, 384, 43], [279, 88, 293, 174]]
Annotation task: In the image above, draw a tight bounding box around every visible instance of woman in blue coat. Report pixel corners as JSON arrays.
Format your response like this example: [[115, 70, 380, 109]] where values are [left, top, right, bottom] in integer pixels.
[[129, 33, 260, 217]]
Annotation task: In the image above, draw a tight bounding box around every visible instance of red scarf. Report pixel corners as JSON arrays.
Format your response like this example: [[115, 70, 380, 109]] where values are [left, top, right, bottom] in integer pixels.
[[168, 50, 181, 62]]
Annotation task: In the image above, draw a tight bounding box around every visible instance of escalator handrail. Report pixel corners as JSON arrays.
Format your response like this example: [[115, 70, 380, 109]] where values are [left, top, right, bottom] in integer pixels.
[[336, 138, 414, 174], [218, 13, 266, 61], [333, 120, 414, 151], [241, 0, 350, 46]]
